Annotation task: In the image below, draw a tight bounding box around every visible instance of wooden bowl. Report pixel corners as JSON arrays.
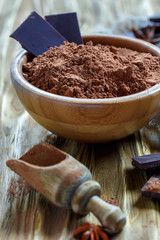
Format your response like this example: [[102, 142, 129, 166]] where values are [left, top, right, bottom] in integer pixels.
[[10, 35, 160, 142]]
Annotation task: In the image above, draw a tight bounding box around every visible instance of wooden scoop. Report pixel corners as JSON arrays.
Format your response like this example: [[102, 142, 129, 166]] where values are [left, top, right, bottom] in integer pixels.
[[6, 142, 126, 233]]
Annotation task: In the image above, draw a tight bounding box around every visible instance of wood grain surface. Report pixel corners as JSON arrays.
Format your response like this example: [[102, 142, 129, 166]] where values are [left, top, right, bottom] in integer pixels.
[[0, 0, 160, 239]]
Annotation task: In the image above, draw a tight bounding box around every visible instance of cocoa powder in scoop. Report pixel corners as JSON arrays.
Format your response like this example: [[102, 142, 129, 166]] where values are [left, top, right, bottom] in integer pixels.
[[23, 41, 160, 98]]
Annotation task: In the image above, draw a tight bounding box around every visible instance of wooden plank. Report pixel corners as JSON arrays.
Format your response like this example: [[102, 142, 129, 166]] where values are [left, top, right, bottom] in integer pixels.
[[0, 0, 160, 239]]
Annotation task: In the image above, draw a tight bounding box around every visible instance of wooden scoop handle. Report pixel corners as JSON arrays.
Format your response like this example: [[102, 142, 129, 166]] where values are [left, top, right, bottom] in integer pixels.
[[86, 196, 126, 233], [71, 180, 126, 233]]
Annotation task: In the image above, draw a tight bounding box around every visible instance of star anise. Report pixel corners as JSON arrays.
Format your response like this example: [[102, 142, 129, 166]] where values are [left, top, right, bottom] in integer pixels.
[[132, 23, 160, 44], [73, 222, 109, 240]]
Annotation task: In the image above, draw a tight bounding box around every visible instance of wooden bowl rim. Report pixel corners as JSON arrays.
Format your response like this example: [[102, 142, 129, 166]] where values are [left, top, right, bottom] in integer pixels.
[[10, 34, 160, 105]]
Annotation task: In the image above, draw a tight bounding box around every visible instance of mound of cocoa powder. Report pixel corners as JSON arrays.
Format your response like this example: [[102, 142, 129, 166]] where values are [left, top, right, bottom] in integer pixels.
[[23, 41, 160, 98]]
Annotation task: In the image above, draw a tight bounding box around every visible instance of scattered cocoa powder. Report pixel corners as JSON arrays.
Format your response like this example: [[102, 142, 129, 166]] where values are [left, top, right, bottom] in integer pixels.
[[7, 179, 31, 198], [23, 41, 160, 98], [105, 197, 118, 206]]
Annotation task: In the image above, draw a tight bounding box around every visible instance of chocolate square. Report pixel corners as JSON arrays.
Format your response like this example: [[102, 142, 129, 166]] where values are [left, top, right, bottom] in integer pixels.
[[141, 175, 160, 200], [10, 11, 66, 56], [132, 153, 160, 170], [149, 14, 160, 23], [45, 12, 83, 44]]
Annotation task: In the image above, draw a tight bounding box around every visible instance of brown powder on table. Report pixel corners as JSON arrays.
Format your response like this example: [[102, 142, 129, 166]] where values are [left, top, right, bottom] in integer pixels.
[[7, 179, 31, 199], [106, 197, 118, 206], [23, 41, 160, 99]]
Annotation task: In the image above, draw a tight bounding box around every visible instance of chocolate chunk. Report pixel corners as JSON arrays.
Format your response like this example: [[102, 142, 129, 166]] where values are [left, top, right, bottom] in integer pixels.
[[45, 12, 83, 44], [149, 14, 160, 22], [154, 23, 160, 34], [10, 11, 66, 56], [141, 175, 160, 200], [132, 153, 160, 170]]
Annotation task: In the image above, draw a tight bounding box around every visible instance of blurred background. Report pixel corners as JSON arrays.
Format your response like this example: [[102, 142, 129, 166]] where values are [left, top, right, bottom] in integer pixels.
[[1, 0, 160, 54]]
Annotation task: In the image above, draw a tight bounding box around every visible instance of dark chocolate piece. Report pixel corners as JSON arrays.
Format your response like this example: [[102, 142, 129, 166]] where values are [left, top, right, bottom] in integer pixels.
[[141, 175, 160, 200], [45, 12, 83, 44], [132, 153, 160, 170], [149, 14, 160, 23], [154, 22, 160, 34], [10, 11, 66, 56]]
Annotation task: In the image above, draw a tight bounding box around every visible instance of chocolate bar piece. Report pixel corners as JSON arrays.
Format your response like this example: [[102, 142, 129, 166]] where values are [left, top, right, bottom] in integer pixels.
[[45, 12, 83, 44], [132, 153, 160, 170], [141, 175, 160, 200], [149, 14, 160, 22], [154, 22, 160, 34], [10, 11, 66, 56]]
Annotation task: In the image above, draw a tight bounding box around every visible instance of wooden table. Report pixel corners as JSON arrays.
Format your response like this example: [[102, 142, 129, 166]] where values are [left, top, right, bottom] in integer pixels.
[[0, 0, 160, 239]]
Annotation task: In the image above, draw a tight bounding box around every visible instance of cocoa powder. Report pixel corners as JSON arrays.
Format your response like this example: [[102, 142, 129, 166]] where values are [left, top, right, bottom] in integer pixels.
[[106, 197, 118, 206], [23, 41, 160, 99], [7, 179, 31, 199]]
